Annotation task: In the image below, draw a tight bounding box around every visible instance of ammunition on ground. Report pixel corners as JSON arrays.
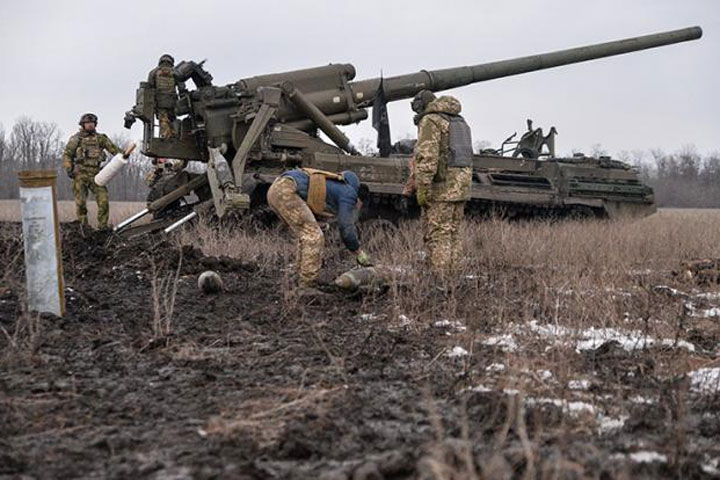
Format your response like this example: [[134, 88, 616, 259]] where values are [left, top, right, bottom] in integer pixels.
[[334, 266, 402, 291], [198, 270, 223, 294]]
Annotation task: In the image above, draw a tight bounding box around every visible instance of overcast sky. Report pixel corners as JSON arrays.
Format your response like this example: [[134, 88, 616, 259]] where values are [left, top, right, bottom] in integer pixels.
[[0, 0, 717, 158]]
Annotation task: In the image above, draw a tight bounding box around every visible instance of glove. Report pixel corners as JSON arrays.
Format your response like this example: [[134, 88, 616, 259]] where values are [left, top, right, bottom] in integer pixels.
[[416, 186, 429, 207], [356, 249, 372, 267], [144, 169, 159, 187], [66, 168, 74, 179]]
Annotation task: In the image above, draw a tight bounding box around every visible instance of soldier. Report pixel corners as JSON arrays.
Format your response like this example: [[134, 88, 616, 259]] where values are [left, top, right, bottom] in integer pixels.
[[409, 90, 473, 274], [62, 113, 120, 229], [267, 168, 372, 294], [147, 54, 178, 139]]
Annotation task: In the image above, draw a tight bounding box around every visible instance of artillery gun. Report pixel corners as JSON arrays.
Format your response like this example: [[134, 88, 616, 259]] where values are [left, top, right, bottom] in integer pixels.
[[118, 26, 702, 234]]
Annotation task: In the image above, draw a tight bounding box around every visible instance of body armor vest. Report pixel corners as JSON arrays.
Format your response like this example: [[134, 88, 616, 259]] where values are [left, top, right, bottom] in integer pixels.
[[155, 66, 175, 92], [300, 168, 345, 215], [439, 114, 473, 168], [155, 66, 177, 109], [75, 134, 104, 168]]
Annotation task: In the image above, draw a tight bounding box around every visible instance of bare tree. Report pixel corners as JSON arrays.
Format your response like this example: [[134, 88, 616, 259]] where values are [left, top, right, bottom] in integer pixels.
[[0, 117, 65, 199]]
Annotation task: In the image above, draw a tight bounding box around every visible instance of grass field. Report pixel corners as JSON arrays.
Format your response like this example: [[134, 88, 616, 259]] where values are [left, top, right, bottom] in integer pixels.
[[0, 199, 145, 225], [2, 207, 720, 477]]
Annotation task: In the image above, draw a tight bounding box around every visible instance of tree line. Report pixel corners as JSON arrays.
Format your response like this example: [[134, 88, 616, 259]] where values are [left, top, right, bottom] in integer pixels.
[[0, 117, 149, 201], [616, 147, 720, 208], [1, 117, 718, 208]]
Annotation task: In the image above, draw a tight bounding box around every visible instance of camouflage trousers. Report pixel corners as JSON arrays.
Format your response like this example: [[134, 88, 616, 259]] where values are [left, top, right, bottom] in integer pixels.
[[421, 200, 465, 274], [267, 176, 324, 286], [73, 170, 109, 228], [157, 109, 175, 139]]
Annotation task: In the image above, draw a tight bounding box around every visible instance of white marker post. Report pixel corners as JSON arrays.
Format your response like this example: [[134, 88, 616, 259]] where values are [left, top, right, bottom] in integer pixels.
[[17, 170, 65, 317]]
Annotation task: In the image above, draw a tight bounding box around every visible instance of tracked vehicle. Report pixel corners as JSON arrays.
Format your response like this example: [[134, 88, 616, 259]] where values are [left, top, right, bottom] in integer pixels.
[[118, 26, 700, 234], [465, 119, 656, 219]]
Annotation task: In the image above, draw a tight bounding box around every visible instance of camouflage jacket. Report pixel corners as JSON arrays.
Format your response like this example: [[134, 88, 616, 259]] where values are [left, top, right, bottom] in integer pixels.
[[414, 96, 472, 202], [62, 130, 120, 172]]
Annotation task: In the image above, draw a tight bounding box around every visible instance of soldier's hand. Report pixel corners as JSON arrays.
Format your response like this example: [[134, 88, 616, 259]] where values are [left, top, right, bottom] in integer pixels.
[[356, 249, 372, 267], [402, 182, 416, 197], [416, 187, 429, 207], [66, 168, 74, 179]]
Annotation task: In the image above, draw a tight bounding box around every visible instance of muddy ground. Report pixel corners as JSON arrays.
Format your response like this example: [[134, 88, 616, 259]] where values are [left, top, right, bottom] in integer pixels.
[[1, 221, 719, 479]]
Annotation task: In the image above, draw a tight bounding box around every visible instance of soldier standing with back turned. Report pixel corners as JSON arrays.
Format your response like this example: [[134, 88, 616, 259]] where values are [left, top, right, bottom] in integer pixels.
[[62, 113, 120, 230], [408, 90, 473, 275], [144, 54, 187, 185], [147, 54, 178, 140]]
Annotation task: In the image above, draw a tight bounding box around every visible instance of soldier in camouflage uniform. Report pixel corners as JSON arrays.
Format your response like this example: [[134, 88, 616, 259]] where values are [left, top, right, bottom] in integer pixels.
[[147, 54, 178, 140], [144, 54, 187, 185], [267, 169, 371, 292], [410, 91, 473, 274], [62, 113, 120, 229]]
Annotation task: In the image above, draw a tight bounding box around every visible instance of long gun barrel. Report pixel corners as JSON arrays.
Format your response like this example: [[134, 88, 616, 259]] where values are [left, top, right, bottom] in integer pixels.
[[349, 26, 702, 104], [132, 26, 702, 161]]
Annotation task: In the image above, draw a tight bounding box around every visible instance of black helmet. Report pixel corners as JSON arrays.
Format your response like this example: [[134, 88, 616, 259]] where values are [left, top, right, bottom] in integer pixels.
[[411, 90, 436, 114], [79, 113, 98, 126], [158, 54, 175, 66]]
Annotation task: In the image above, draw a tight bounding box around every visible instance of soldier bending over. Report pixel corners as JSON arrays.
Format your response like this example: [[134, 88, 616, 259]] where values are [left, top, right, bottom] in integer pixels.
[[267, 168, 371, 294]]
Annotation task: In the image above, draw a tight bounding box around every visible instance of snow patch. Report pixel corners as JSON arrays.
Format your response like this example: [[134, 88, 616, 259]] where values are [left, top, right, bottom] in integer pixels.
[[485, 363, 506, 372], [526, 397, 596, 415], [628, 451, 667, 463], [688, 367, 720, 395], [536, 369, 553, 381], [471, 385, 492, 393], [433, 319, 467, 332], [527, 321, 695, 353], [629, 395, 656, 404], [568, 379, 591, 390], [685, 301, 720, 318], [481, 334, 518, 352], [597, 414, 628, 433], [528, 320, 572, 338], [695, 291, 720, 300], [446, 346, 469, 358], [397, 314, 412, 325], [701, 457, 720, 475]]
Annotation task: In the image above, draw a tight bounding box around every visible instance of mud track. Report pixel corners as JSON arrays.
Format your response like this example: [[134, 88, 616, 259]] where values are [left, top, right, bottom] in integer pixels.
[[0, 221, 718, 479]]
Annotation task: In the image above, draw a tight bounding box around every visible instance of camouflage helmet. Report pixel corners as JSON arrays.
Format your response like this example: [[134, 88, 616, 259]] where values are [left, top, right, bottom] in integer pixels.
[[78, 113, 98, 126], [411, 90, 436, 114], [158, 54, 175, 66]]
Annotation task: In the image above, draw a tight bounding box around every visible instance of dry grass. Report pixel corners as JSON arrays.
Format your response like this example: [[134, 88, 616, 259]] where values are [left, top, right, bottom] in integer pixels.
[[206, 386, 342, 448], [148, 251, 182, 340], [173, 213, 293, 271], [177, 208, 720, 476], [0, 199, 145, 226]]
